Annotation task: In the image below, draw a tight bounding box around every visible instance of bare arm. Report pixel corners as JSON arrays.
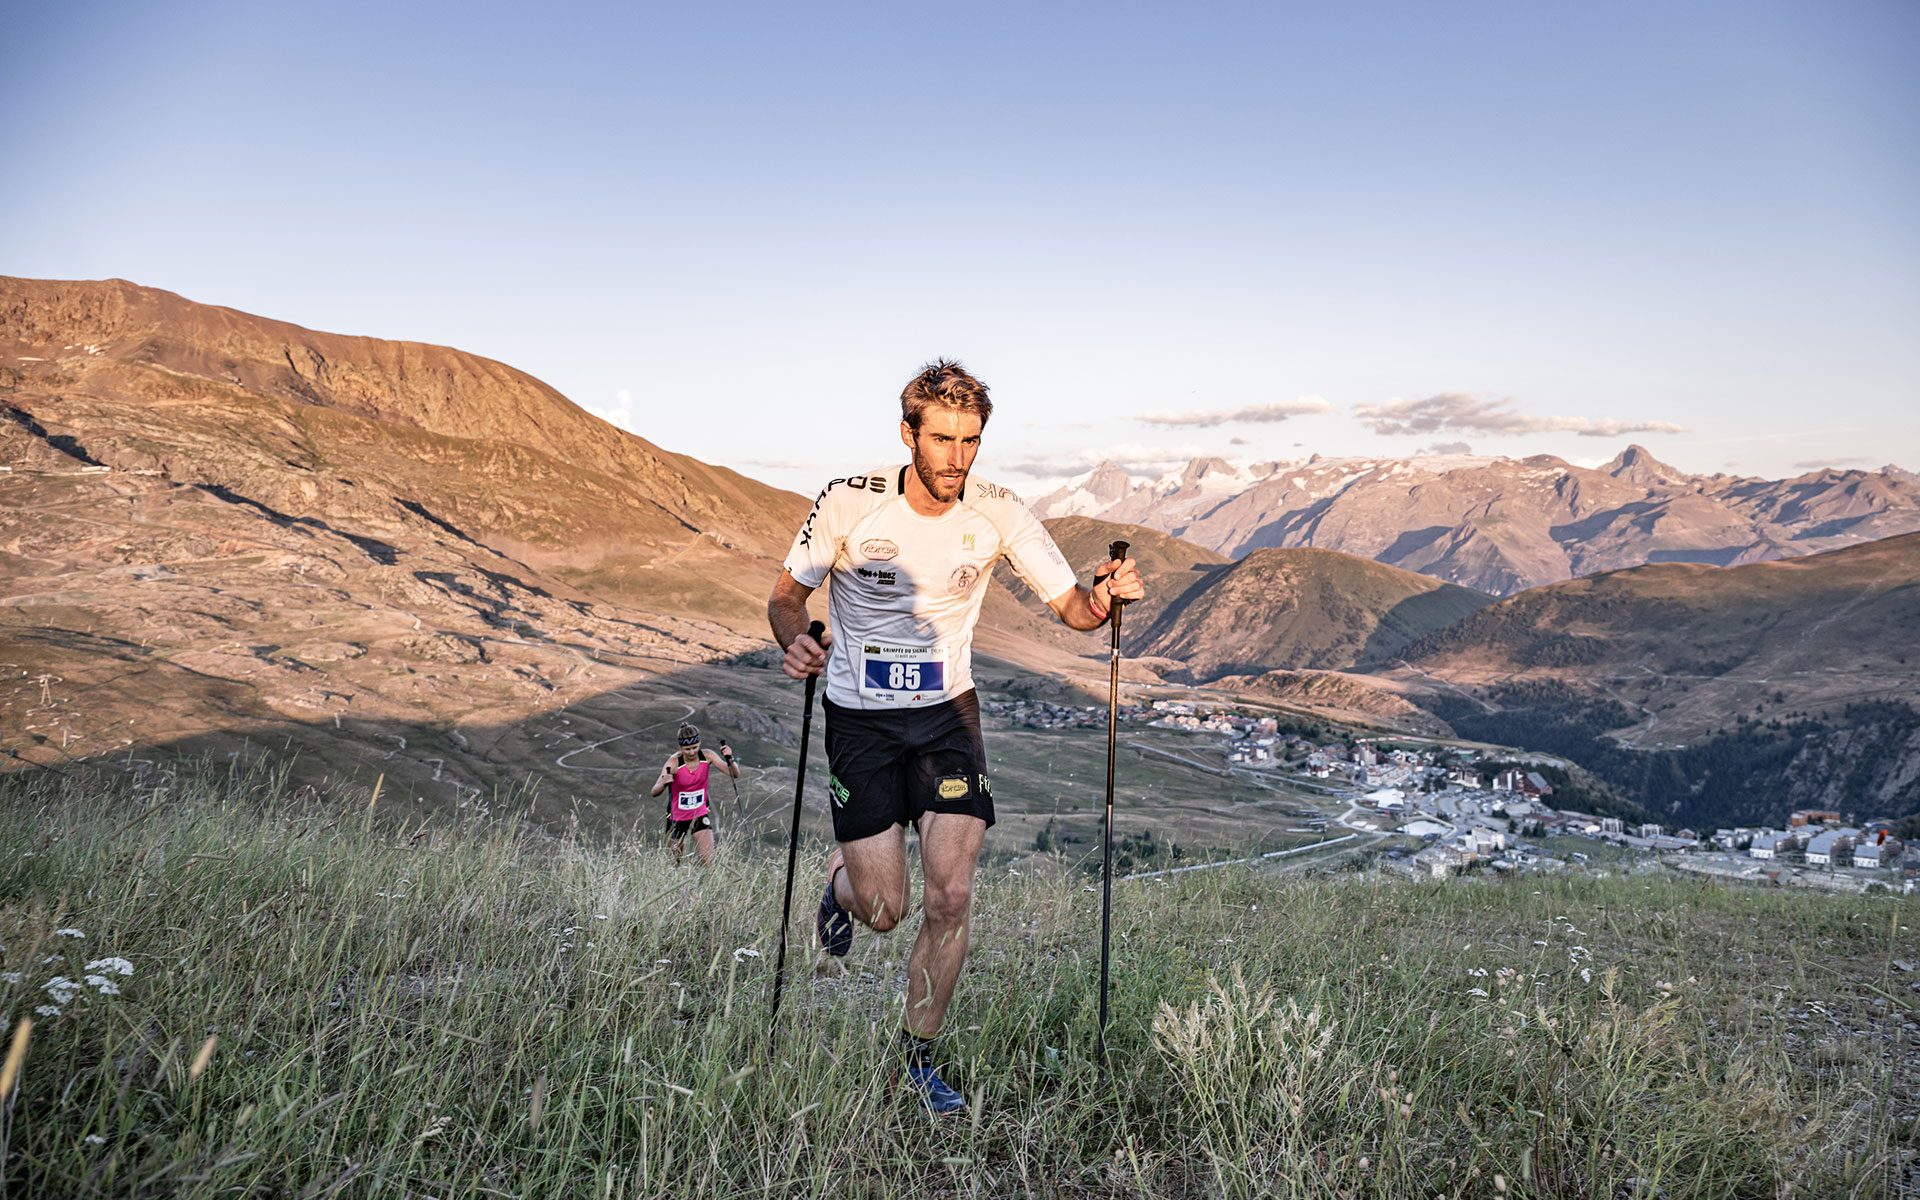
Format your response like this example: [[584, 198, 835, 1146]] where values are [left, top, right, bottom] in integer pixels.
[[768, 569, 832, 679], [1046, 554, 1145, 632], [705, 747, 738, 778], [649, 754, 676, 797]]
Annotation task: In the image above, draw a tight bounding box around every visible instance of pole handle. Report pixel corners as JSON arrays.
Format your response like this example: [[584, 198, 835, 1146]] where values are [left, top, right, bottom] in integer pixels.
[[1104, 541, 1133, 611]]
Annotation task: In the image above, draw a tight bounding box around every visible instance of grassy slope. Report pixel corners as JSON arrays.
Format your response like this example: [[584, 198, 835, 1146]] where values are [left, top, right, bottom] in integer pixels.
[[2, 762, 1913, 1199]]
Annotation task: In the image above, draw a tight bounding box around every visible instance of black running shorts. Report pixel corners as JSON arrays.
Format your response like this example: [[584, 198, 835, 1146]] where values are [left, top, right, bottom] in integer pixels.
[[822, 690, 994, 843], [666, 813, 714, 837]]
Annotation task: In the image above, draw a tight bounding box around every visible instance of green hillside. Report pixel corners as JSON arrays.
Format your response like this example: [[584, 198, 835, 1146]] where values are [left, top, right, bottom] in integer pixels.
[[2, 761, 1910, 1198], [1132, 546, 1496, 680]]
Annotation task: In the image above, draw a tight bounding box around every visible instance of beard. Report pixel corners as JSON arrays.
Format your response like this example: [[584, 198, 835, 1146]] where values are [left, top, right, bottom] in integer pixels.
[[911, 449, 969, 503]]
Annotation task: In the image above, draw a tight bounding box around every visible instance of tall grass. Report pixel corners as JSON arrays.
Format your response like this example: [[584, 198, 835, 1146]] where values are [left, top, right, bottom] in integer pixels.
[[1, 757, 1912, 1197]]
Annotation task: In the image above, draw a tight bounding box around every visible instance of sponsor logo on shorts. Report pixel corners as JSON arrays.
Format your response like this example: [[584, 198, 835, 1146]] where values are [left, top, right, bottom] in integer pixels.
[[859, 538, 899, 560], [979, 773, 991, 798], [937, 776, 970, 800], [948, 564, 979, 594], [829, 775, 850, 808]]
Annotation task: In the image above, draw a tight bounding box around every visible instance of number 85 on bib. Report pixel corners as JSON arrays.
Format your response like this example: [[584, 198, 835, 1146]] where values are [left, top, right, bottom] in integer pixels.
[[859, 642, 947, 706]]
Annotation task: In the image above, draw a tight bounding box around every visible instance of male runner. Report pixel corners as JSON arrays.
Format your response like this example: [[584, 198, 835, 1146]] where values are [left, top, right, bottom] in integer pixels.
[[650, 723, 736, 867], [767, 359, 1144, 1113]]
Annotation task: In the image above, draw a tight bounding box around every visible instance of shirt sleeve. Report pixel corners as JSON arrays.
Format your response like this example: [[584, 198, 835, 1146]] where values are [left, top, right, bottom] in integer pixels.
[[783, 486, 841, 588], [993, 496, 1079, 603]]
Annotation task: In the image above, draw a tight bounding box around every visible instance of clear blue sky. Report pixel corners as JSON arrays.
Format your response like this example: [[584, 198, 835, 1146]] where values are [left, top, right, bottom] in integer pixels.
[[5, 0, 1915, 496]]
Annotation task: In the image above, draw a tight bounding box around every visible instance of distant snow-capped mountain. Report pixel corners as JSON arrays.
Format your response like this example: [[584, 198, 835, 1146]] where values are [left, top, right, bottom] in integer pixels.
[[1030, 446, 1920, 595]]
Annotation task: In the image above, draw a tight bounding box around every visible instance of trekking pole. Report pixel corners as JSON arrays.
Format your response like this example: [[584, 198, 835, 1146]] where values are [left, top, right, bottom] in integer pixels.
[[769, 619, 826, 1050], [721, 742, 744, 826], [1098, 540, 1129, 1062]]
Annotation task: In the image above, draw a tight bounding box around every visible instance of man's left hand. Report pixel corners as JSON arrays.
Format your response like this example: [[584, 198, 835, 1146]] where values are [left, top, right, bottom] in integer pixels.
[[1098, 555, 1145, 609]]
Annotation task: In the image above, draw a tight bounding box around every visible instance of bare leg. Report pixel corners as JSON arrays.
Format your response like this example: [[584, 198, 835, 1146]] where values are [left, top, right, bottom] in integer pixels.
[[671, 836, 684, 867], [903, 811, 986, 1038], [692, 827, 715, 866], [836, 823, 911, 933]]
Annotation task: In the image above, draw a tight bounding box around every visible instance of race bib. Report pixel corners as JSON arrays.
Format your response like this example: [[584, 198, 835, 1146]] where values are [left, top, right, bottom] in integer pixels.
[[858, 641, 948, 707], [674, 787, 707, 813]]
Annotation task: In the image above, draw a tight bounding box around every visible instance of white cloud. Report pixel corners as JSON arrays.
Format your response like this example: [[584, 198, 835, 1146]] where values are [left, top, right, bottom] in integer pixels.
[[1415, 441, 1473, 456], [1791, 456, 1871, 469], [587, 388, 640, 433], [997, 443, 1219, 479], [1353, 392, 1688, 438], [1136, 396, 1334, 427]]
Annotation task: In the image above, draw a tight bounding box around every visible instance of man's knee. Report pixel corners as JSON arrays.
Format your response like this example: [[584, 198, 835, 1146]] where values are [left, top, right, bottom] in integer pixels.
[[923, 876, 974, 927], [849, 877, 909, 932]]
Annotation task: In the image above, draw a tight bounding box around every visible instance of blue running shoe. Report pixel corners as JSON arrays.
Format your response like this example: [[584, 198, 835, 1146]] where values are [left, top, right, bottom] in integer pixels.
[[815, 850, 853, 957], [899, 1064, 968, 1115]]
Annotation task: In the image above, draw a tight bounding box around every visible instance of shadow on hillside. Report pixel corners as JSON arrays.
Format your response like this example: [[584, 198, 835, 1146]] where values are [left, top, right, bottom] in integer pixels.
[[1355, 587, 1498, 669], [1, 655, 841, 852]]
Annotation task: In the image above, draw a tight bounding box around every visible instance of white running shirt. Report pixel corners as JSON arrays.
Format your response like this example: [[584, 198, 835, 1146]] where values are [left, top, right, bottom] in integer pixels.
[[783, 466, 1079, 710]]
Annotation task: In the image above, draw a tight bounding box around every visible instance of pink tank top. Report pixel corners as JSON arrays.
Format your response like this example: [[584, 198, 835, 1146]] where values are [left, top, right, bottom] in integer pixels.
[[668, 760, 710, 819]]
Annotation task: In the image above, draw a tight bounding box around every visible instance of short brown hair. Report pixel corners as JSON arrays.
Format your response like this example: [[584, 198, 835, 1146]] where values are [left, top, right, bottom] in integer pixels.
[[900, 359, 992, 431]]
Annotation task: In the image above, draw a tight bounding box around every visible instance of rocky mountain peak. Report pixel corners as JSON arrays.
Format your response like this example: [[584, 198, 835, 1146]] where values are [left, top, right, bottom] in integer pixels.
[[1079, 460, 1134, 503], [1605, 444, 1689, 487], [1181, 456, 1236, 482]]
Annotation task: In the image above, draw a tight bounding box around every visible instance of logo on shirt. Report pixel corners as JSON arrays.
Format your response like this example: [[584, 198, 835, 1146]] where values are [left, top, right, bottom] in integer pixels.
[[855, 566, 898, 586], [961, 532, 977, 551], [948, 564, 979, 594], [796, 489, 826, 547], [859, 538, 899, 561]]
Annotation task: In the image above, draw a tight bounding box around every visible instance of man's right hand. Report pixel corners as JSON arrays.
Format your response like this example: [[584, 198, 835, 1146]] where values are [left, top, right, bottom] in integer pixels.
[[782, 627, 831, 680]]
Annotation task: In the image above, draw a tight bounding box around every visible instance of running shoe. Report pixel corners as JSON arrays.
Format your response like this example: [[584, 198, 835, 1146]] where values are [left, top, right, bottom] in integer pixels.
[[898, 1064, 968, 1115], [815, 849, 853, 957]]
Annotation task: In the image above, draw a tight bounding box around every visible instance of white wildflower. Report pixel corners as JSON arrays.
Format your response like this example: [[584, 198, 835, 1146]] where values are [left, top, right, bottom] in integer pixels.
[[654, 958, 671, 965], [85, 1135, 106, 1145], [84, 957, 134, 977], [34, 1005, 61, 1017], [593, 914, 609, 921], [85, 975, 121, 996], [54, 928, 86, 939], [44, 976, 82, 1004], [732, 947, 761, 961], [1466, 987, 1490, 998], [1580, 968, 1592, 983], [1467, 968, 1488, 977], [1, 972, 21, 985]]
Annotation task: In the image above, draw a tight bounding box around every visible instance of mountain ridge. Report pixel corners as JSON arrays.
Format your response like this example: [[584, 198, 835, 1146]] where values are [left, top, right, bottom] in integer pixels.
[[1032, 448, 1920, 595]]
